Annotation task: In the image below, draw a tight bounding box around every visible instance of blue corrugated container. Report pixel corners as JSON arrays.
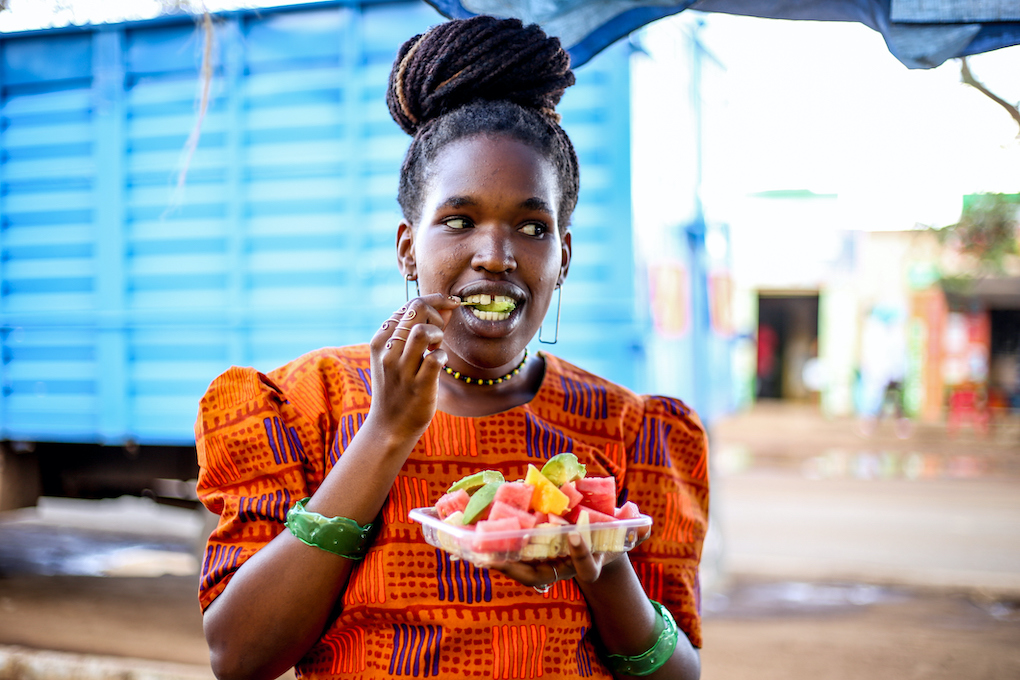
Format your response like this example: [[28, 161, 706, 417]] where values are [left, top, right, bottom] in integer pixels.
[[0, 0, 637, 451]]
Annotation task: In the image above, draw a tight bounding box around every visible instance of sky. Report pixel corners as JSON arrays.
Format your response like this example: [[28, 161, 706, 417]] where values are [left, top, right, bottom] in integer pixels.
[[0, 0, 317, 29], [696, 13, 1020, 231], [2, 0, 1018, 234]]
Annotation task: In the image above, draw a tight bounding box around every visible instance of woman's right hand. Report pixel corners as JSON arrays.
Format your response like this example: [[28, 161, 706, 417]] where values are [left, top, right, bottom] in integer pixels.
[[367, 293, 460, 441]]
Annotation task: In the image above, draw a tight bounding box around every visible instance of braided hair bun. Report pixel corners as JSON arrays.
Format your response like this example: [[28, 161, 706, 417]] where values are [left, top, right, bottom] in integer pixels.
[[388, 16, 581, 231], [387, 15, 575, 135]]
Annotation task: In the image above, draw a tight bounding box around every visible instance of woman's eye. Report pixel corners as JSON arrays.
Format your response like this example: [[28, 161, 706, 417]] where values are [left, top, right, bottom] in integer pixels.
[[520, 222, 547, 237], [444, 217, 470, 229]]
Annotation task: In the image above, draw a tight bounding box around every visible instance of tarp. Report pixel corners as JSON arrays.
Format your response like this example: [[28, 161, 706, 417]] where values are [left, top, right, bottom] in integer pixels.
[[425, 0, 1020, 67]]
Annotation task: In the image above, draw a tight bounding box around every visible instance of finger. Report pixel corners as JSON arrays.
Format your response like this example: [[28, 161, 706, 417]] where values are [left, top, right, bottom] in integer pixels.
[[567, 531, 602, 584], [375, 295, 457, 352], [370, 305, 412, 352], [387, 300, 447, 357], [492, 560, 561, 589], [376, 303, 431, 359], [404, 295, 456, 330], [390, 324, 444, 369], [412, 292, 461, 309], [409, 293, 460, 329], [382, 324, 412, 353], [417, 347, 447, 382], [386, 323, 415, 346]]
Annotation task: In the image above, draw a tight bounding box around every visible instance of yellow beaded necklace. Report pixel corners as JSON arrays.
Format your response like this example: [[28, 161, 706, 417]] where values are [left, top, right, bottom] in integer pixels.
[[443, 349, 528, 386]]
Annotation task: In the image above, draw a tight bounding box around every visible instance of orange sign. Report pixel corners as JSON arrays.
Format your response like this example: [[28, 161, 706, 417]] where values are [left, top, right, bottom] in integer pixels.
[[708, 271, 734, 337], [648, 261, 690, 338]]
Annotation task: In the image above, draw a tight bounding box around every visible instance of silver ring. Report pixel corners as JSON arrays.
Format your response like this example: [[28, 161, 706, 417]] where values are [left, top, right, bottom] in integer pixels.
[[532, 564, 559, 593]]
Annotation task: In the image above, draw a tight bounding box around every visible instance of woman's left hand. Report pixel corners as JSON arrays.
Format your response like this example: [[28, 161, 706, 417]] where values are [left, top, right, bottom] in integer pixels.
[[495, 528, 644, 590]]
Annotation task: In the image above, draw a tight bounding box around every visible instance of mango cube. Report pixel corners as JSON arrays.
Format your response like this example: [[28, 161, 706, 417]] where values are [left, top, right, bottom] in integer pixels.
[[524, 464, 570, 516]]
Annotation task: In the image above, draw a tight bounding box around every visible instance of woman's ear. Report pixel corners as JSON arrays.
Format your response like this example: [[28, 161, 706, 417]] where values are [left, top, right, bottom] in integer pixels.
[[396, 221, 417, 280], [557, 229, 572, 287]]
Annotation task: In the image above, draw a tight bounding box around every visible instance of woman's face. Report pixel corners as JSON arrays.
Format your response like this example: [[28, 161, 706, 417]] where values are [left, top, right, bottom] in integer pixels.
[[398, 133, 571, 373]]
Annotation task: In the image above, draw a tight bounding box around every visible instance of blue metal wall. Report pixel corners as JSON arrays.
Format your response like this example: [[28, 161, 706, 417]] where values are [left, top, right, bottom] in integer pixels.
[[0, 0, 635, 446]]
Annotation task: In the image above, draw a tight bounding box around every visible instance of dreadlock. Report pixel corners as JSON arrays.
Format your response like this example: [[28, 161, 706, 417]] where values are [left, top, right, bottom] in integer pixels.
[[387, 15, 580, 232]]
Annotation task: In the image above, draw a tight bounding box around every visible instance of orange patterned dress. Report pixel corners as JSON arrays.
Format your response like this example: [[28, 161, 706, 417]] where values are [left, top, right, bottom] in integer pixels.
[[196, 345, 709, 679]]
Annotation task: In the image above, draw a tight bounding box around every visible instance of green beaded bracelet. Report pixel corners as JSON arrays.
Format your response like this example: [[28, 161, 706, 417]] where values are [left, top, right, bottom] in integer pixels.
[[602, 600, 679, 677], [285, 497, 376, 560]]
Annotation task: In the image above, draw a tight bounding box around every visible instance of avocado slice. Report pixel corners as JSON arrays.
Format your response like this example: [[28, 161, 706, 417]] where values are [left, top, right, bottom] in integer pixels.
[[448, 469, 505, 494], [540, 453, 587, 487], [472, 299, 515, 313], [462, 480, 502, 524]]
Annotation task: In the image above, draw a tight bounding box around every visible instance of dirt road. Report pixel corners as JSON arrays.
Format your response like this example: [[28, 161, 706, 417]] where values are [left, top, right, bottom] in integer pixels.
[[2, 572, 1018, 680], [1, 403, 1017, 679], [702, 578, 1020, 680]]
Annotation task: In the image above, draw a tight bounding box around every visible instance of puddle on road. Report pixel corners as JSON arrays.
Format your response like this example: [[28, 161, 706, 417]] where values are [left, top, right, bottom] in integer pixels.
[[704, 580, 909, 618], [715, 443, 1000, 481], [0, 524, 199, 577], [970, 595, 1020, 623], [0, 497, 205, 578]]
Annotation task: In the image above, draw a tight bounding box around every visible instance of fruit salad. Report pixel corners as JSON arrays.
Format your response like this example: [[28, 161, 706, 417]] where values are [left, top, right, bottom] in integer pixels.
[[409, 454, 652, 566]]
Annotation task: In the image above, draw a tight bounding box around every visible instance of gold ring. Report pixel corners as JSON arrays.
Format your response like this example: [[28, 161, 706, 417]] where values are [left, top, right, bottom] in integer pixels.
[[391, 325, 413, 340]]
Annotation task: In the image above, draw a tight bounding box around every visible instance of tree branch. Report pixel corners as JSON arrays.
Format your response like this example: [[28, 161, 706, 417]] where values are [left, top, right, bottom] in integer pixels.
[[959, 56, 1020, 138]]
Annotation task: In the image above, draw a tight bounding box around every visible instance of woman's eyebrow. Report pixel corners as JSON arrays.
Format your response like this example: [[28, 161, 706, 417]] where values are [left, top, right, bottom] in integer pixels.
[[438, 196, 477, 210], [520, 197, 554, 213], [437, 196, 554, 214]]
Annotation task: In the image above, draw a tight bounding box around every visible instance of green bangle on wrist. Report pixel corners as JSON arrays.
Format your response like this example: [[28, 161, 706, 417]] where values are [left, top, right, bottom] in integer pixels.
[[285, 497, 377, 560], [602, 600, 679, 677]]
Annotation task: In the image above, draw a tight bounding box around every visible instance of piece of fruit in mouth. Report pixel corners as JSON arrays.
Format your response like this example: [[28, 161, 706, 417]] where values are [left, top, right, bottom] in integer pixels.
[[460, 294, 516, 314]]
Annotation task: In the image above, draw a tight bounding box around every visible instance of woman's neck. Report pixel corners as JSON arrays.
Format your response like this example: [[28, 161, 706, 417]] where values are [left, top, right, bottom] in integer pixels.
[[437, 352, 546, 417]]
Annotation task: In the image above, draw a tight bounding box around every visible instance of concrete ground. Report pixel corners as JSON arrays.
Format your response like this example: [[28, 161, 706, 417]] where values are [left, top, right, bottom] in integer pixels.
[[0, 402, 1017, 679]]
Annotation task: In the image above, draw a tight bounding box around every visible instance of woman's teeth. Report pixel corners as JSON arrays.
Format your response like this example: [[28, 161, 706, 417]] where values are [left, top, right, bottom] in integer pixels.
[[460, 294, 516, 321], [471, 309, 511, 321], [461, 294, 513, 306]]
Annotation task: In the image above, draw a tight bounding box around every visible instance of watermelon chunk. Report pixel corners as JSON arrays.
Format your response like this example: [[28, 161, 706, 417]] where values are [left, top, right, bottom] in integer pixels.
[[493, 481, 535, 512], [614, 501, 641, 520], [574, 477, 617, 516], [559, 481, 583, 511], [565, 503, 617, 524], [473, 516, 524, 552], [488, 500, 538, 529], [435, 489, 470, 519]]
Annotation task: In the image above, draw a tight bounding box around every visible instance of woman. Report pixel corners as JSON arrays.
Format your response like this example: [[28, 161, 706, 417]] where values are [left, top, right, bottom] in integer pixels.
[[196, 15, 708, 680]]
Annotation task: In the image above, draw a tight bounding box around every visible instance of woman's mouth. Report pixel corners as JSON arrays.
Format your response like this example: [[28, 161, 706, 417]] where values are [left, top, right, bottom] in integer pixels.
[[460, 294, 517, 321]]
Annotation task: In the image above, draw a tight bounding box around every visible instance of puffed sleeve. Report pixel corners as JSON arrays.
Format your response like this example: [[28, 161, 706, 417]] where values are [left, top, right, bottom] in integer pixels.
[[623, 395, 709, 648], [194, 361, 330, 610]]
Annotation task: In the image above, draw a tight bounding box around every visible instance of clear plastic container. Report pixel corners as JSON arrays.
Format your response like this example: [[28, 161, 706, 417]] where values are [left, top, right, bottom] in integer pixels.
[[409, 507, 653, 567]]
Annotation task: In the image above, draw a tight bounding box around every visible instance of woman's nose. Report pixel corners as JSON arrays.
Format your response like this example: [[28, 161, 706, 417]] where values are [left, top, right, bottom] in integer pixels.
[[470, 227, 517, 273]]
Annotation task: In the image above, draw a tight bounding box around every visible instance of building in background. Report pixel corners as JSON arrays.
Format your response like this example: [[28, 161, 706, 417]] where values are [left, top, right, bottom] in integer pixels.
[[0, 1, 731, 506], [726, 189, 1020, 425], [631, 17, 736, 426]]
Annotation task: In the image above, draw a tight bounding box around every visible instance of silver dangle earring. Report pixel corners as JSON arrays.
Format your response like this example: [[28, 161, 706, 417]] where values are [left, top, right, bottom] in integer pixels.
[[405, 274, 420, 302], [539, 284, 561, 344]]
